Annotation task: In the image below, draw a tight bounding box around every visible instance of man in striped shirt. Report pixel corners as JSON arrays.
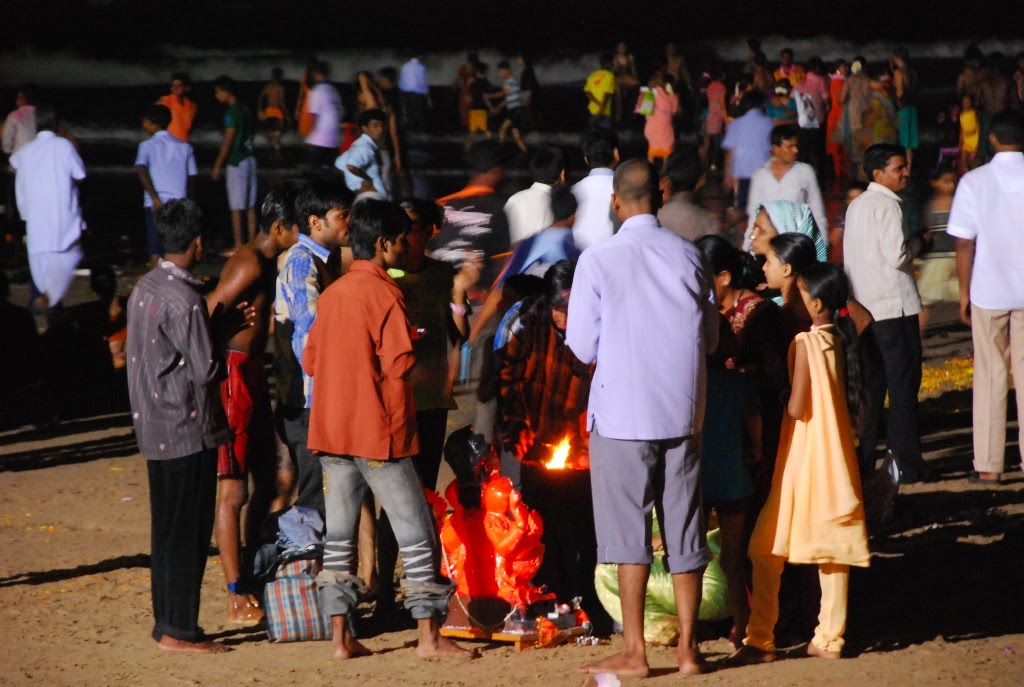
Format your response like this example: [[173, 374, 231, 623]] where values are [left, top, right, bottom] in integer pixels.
[[127, 199, 251, 653], [495, 61, 528, 153]]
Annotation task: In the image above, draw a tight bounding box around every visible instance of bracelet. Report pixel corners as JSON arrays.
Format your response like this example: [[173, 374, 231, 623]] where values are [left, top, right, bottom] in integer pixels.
[[450, 302, 467, 316]]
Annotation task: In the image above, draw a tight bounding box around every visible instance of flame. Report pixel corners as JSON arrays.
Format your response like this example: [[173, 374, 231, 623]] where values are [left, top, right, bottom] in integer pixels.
[[545, 436, 572, 470]]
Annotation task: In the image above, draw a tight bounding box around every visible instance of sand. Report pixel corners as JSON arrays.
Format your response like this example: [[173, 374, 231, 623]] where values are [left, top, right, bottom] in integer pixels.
[[2, 291, 1024, 686]]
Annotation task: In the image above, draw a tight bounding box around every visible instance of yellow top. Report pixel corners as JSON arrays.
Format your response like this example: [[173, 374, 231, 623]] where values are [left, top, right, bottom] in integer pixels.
[[749, 328, 870, 567], [584, 69, 616, 116], [961, 108, 979, 153]]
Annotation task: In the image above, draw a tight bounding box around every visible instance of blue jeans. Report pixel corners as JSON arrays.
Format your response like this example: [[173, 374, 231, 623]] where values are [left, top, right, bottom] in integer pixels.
[[317, 454, 452, 620]]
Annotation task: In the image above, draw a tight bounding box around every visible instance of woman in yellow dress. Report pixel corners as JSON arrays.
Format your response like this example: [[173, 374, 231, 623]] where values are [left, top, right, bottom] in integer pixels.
[[732, 246, 870, 664]]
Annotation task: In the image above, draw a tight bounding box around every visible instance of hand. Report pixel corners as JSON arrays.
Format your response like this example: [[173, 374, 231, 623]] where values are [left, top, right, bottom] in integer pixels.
[[515, 428, 535, 460], [959, 295, 972, 326], [453, 259, 481, 294], [211, 166, 222, 182], [151, 196, 163, 209]]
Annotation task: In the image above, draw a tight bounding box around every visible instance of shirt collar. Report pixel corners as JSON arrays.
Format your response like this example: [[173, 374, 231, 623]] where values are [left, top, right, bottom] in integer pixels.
[[349, 259, 397, 284], [158, 259, 202, 286], [588, 167, 614, 177], [529, 182, 552, 192], [992, 151, 1024, 162], [358, 133, 379, 150], [297, 233, 332, 261], [867, 181, 902, 202], [35, 131, 56, 141], [619, 213, 658, 231]]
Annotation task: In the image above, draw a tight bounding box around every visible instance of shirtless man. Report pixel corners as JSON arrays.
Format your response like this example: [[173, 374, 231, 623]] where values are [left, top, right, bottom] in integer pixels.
[[206, 183, 302, 624], [258, 67, 290, 157]]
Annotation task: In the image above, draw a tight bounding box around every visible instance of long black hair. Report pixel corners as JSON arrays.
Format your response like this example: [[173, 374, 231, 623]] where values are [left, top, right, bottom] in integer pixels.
[[798, 262, 864, 432], [696, 234, 759, 291], [769, 233, 817, 275]]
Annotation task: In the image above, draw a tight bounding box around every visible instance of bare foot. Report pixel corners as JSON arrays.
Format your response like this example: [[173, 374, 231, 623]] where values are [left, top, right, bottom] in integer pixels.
[[333, 637, 373, 660], [579, 651, 650, 678], [806, 641, 841, 660], [723, 644, 776, 667], [678, 646, 711, 675], [416, 634, 477, 659], [158, 636, 231, 654]]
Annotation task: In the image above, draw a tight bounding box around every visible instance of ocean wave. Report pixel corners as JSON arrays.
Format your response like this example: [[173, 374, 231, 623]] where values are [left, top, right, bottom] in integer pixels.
[[2, 37, 1020, 90]]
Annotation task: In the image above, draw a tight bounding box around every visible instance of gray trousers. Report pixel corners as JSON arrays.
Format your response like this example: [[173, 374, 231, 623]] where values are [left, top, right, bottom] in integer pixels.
[[589, 429, 709, 573], [317, 455, 452, 620]]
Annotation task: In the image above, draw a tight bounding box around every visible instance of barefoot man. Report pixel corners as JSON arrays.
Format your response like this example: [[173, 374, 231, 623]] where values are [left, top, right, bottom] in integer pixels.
[[567, 159, 719, 677], [206, 183, 302, 625], [127, 199, 253, 653], [302, 199, 475, 661]]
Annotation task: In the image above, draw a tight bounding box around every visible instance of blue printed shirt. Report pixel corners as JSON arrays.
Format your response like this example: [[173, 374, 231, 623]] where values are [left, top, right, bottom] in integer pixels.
[[274, 234, 332, 408]]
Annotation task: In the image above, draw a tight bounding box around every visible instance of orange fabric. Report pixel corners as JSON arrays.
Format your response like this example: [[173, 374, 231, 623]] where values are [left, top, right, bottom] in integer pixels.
[[749, 329, 870, 567], [302, 261, 419, 460], [260, 106, 284, 120], [157, 95, 197, 142], [437, 184, 495, 205]]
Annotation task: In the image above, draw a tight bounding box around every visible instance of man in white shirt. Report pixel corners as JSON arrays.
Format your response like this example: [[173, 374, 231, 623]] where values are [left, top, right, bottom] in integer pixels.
[[744, 124, 827, 250], [135, 104, 197, 264], [2, 85, 37, 157], [398, 53, 431, 132], [844, 143, 932, 483], [10, 104, 85, 312], [505, 146, 563, 244], [572, 128, 620, 250], [335, 109, 389, 199], [948, 111, 1024, 484], [304, 61, 343, 168]]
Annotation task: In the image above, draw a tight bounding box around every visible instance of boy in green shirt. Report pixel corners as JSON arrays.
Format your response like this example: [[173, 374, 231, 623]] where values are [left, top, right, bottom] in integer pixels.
[[212, 75, 257, 253]]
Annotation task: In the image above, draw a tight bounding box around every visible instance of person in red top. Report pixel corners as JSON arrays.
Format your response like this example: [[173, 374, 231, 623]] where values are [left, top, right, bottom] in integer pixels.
[[302, 199, 473, 661], [157, 72, 197, 142]]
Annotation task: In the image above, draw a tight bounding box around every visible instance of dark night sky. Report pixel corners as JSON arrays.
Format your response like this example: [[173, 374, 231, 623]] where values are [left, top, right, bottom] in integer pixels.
[[7, 0, 1014, 56]]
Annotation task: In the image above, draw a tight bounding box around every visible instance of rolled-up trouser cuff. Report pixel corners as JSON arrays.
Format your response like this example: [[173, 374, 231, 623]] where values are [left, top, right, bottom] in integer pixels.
[[597, 545, 654, 566], [316, 570, 367, 618], [664, 546, 711, 575], [400, 578, 455, 620]]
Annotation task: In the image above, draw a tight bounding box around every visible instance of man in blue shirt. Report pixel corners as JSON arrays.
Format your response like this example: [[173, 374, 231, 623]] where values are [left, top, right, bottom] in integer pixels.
[[722, 90, 774, 212], [335, 109, 389, 199], [273, 179, 353, 515], [398, 53, 431, 132]]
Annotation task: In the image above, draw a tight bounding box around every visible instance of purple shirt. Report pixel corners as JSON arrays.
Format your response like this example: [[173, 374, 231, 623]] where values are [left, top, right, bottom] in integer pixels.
[[567, 214, 719, 441], [721, 108, 774, 180]]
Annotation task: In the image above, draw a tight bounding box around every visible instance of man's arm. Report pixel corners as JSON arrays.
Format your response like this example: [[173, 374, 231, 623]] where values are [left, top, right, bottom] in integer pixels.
[[136, 165, 162, 208], [279, 257, 321, 365], [211, 127, 234, 182], [805, 168, 828, 232], [566, 256, 600, 365], [1, 115, 15, 154], [879, 203, 914, 269], [379, 301, 416, 380], [207, 255, 259, 314], [955, 238, 975, 325], [176, 300, 226, 388]]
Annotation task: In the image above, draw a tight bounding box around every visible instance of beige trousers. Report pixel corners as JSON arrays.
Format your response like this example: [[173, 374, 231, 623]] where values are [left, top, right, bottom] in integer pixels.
[[745, 554, 850, 653], [971, 305, 1024, 474]]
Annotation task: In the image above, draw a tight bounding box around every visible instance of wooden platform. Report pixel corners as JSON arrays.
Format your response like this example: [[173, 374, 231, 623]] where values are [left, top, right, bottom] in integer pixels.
[[439, 624, 586, 652]]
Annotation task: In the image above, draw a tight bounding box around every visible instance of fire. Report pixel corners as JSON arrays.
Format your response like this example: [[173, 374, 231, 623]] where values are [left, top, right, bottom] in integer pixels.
[[545, 436, 572, 470]]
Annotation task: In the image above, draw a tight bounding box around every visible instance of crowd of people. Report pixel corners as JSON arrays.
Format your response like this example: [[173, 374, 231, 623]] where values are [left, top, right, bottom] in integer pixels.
[[2, 37, 1024, 678]]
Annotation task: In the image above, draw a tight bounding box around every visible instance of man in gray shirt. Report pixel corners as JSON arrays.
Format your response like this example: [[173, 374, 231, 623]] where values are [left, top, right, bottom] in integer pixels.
[[127, 199, 251, 653]]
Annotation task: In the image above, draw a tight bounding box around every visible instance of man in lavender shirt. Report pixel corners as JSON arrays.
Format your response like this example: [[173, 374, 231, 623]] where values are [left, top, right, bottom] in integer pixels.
[[568, 159, 718, 678]]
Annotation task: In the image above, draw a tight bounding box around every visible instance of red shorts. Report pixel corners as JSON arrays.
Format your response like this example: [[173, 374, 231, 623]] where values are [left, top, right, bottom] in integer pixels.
[[217, 350, 272, 477]]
